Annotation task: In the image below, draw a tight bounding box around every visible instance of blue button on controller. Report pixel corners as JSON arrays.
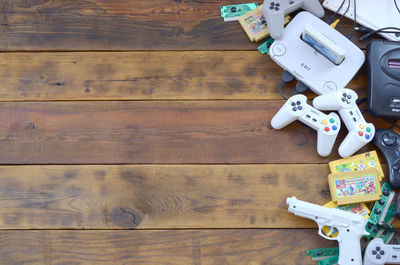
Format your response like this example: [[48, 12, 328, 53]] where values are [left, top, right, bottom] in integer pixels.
[[332, 125, 337, 131], [365, 134, 370, 140]]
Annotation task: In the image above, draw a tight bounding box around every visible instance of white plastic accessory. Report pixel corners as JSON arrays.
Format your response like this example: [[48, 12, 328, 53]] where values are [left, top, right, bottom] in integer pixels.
[[313, 88, 375, 157], [263, 0, 324, 39], [271, 94, 341, 156], [269, 12, 365, 95], [287, 196, 368, 265], [364, 238, 400, 265]]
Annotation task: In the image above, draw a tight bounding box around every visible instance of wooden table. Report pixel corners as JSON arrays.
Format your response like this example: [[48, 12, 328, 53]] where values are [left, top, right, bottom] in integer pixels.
[[0, 1, 393, 264]]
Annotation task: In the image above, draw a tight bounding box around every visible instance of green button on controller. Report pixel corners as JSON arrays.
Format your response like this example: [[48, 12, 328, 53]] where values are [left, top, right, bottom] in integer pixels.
[[366, 127, 371, 132], [329, 118, 335, 123]]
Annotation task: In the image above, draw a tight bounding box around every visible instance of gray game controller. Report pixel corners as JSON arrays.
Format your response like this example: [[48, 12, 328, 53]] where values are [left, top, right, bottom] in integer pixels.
[[364, 238, 400, 265], [262, 0, 324, 39]]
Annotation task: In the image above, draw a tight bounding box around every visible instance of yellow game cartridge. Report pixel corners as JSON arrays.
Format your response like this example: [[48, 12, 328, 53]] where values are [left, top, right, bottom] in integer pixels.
[[238, 5, 290, 42], [329, 151, 384, 181], [328, 168, 382, 205]]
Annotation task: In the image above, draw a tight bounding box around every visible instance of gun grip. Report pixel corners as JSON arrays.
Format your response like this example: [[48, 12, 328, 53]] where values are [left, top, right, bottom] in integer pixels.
[[337, 228, 363, 265]]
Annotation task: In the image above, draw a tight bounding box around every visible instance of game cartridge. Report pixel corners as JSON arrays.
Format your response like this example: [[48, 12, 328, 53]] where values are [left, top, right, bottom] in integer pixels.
[[302, 24, 346, 65], [323, 201, 370, 218], [328, 168, 382, 205], [238, 5, 290, 42], [220, 3, 258, 22], [329, 151, 384, 181]]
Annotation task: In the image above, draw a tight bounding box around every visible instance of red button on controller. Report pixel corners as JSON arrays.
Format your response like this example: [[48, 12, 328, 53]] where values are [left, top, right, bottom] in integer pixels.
[[358, 131, 364, 136], [324, 127, 330, 132]]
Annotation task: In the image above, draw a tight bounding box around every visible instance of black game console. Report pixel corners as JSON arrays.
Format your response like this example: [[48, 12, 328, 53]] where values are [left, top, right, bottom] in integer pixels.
[[374, 129, 400, 188], [367, 40, 400, 118]]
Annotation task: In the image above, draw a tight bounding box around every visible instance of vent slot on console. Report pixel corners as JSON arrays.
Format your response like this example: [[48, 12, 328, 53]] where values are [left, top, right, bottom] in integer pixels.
[[389, 59, 400, 69]]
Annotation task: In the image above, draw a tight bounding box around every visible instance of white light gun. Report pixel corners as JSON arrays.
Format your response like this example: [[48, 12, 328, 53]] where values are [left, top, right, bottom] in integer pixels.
[[286, 196, 369, 265]]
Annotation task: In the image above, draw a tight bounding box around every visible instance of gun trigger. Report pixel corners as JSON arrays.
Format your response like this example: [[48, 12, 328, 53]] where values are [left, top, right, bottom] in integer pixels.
[[317, 225, 336, 241]]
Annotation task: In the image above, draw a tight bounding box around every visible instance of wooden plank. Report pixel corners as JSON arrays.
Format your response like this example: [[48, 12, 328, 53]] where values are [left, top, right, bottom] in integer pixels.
[[0, 164, 335, 229], [0, 101, 390, 164], [0, 229, 336, 264], [0, 0, 364, 51], [0, 51, 367, 101]]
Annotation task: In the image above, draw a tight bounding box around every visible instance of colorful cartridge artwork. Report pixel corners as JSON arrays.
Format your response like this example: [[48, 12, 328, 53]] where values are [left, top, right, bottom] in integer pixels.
[[335, 156, 377, 173], [244, 12, 267, 34], [335, 174, 378, 198], [337, 204, 369, 217]]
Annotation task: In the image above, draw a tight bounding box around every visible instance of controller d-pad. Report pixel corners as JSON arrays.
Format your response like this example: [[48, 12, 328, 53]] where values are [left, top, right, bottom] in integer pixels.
[[292, 107, 297, 111], [291, 102, 296, 106], [289, 0, 294, 4], [372, 250, 377, 255], [296, 101, 301, 105], [298, 106, 302, 110], [376, 254, 381, 259], [382, 132, 398, 146], [269, 2, 280, 10], [376, 247, 381, 251], [380, 250, 385, 255]]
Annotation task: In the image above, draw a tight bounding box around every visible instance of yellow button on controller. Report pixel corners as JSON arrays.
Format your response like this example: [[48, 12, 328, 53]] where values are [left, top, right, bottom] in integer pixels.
[[322, 120, 327, 125], [359, 124, 365, 129]]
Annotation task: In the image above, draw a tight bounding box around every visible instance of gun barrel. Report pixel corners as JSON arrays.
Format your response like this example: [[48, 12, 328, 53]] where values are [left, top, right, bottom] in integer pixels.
[[286, 196, 366, 226]]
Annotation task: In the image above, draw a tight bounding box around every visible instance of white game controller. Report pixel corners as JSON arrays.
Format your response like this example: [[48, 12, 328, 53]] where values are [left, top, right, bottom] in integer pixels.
[[313, 88, 375, 158], [271, 94, 341, 156], [262, 0, 325, 39], [364, 238, 400, 265]]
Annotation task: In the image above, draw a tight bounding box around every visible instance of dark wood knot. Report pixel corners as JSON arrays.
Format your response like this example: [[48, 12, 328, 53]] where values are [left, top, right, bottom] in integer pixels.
[[111, 207, 142, 228]]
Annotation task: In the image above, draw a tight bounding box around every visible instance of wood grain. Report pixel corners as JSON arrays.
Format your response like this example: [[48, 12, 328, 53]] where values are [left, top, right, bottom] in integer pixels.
[[0, 0, 365, 51], [0, 164, 335, 229], [0, 100, 390, 164], [0, 51, 367, 101], [0, 229, 336, 264]]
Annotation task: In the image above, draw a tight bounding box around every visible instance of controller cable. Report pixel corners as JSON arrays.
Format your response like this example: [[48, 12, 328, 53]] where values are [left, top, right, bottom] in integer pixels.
[[356, 97, 366, 105], [395, 0, 400, 14], [278, 71, 310, 100], [346, 0, 357, 39], [278, 71, 295, 100], [326, 0, 347, 24], [328, 0, 351, 28], [358, 26, 400, 40], [355, 96, 368, 113]]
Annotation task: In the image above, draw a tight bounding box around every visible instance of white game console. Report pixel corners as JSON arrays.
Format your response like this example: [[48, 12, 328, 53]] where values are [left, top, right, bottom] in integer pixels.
[[313, 88, 375, 157], [269, 11, 365, 95], [262, 0, 325, 39], [364, 238, 400, 265], [271, 94, 341, 156]]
